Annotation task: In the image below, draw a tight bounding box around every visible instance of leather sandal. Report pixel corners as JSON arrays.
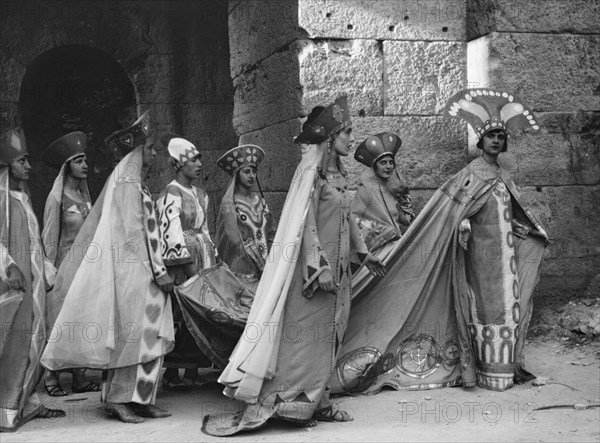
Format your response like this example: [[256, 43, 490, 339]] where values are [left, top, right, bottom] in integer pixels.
[[104, 402, 144, 424], [72, 381, 101, 393], [36, 407, 66, 419], [45, 383, 68, 397], [313, 405, 353, 422]]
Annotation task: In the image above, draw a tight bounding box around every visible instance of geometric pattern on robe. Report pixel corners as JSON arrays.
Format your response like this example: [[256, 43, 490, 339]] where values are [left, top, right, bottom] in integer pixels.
[[202, 164, 369, 437], [215, 174, 276, 292], [156, 180, 219, 369], [331, 156, 547, 395], [1, 189, 46, 432]]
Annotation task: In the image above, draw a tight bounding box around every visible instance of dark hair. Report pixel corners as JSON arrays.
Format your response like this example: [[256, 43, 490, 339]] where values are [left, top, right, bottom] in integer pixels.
[[372, 154, 396, 170], [64, 161, 73, 176], [477, 131, 508, 152]]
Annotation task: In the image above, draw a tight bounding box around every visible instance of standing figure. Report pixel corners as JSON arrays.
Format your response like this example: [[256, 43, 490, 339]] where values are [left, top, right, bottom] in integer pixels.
[[215, 144, 276, 292], [352, 132, 414, 253], [1, 128, 65, 433], [445, 89, 548, 390], [41, 112, 175, 423], [202, 96, 385, 436], [41, 131, 100, 397], [331, 89, 547, 396], [156, 136, 218, 388]]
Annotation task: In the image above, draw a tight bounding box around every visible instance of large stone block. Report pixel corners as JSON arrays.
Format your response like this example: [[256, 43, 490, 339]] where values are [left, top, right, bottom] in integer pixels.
[[384, 40, 467, 115], [238, 119, 303, 192], [346, 115, 468, 189], [497, 112, 600, 187], [517, 185, 600, 262], [467, 33, 600, 113], [299, 0, 466, 41], [299, 39, 384, 116], [228, 0, 300, 78], [467, 0, 600, 40], [232, 45, 303, 134]]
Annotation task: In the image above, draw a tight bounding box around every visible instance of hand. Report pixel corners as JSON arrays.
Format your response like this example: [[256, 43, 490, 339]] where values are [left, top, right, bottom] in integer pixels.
[[459, 219, 471, 251], [7, 264, 26, 291], [365, 253, 386, 278], [156, 273, 174, 294], [318, 269, 338, 293]]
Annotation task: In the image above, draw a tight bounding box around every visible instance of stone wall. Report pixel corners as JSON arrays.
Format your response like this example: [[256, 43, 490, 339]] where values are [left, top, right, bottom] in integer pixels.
[[466, 0, 600, 307], [227, 0, 600, 315], [0, 0, 236, 223]]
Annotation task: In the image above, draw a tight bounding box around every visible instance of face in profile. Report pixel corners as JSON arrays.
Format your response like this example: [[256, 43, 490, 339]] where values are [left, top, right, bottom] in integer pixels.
[[10, 154, 32, 182], [141, 138, 156, 168], [180, 154, 202, 180], [68, 154, 88, 179], [331, 127, 353, 156]]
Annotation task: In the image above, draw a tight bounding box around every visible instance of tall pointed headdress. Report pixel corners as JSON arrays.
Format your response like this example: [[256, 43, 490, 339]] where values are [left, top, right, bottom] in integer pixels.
[[42, 131, 88, 169], [444, 88, 539, 139], [0, 128, 28, 165]]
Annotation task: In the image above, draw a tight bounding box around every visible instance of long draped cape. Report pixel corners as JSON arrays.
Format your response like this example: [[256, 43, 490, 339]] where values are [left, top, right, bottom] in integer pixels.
[[0, 166, 47, 431], [41, 148, 174, 371], [217, 144, 325, 403], [333, 157, 547, 393]]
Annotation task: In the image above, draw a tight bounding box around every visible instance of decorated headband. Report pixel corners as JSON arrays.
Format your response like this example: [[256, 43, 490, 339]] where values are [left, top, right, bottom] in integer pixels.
[[355, 132, 402, 167], [444, 88, 539, 139], [217, 144, 265, 175]]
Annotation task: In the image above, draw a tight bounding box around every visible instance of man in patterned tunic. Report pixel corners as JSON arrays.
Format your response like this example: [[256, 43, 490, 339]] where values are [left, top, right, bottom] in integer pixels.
[[41, 112, 175, 423]]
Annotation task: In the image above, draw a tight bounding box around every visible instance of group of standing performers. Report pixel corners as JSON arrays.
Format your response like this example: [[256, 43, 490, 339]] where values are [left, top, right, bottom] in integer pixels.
[[0, 88, 548, 434]]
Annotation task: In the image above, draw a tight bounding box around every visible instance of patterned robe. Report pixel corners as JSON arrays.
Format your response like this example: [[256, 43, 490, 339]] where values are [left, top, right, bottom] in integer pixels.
[[332, 156, 547, 395], [41, 148, 174, 406], [215, 175, 276, 292], [156, 180, 217, 368]]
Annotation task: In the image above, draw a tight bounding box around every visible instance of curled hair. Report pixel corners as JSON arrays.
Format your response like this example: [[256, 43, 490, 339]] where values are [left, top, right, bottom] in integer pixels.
[[170, 157, 182, 172]]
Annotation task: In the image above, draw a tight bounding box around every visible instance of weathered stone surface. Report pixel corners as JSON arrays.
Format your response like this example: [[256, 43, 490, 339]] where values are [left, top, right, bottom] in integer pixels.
[[238, 119, 303, 192], [384, 40, 467, 115], [517, 185, 600, 262], [468, 33, 600, 113], [299, 39, 383, 116], [346, 116, 468, 189], [467, 0, 600, 40], [229, 0, 300, 78], [558, 299, 600, 336], [496, 112, 600, 187], [299, 0, 466, 41], [232, 45, 303, 135], [0, 53, 25, 103]]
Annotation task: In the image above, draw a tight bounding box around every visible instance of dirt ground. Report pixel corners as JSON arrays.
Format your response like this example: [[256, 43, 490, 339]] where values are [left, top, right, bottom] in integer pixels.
[[4, 332, 600, 443]]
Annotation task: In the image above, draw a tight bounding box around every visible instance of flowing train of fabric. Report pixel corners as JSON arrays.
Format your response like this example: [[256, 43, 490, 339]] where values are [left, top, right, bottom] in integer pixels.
[[173, 262, 254, 369]]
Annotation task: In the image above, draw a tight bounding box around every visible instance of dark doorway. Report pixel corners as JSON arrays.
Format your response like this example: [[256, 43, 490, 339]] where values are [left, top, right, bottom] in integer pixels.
[[19, 44, 136, 218]]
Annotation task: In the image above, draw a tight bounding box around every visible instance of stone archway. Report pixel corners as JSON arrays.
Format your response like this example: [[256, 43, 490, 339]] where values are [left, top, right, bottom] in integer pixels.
[[19, 44, 136, 217]]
